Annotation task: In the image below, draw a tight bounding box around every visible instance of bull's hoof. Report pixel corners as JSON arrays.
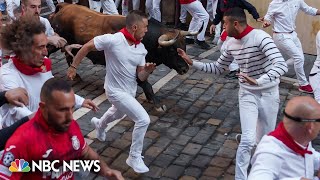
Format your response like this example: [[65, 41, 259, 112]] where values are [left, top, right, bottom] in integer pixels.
[[155, 105, 167, 112]]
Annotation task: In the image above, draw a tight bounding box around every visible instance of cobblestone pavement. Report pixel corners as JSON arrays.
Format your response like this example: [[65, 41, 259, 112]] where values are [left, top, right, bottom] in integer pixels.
[[47, 38, 319, 179]]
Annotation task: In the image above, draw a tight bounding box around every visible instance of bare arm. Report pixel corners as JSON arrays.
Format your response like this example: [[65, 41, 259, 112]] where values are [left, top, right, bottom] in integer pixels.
[[4, 88, 29, 107], [137, 63, 156, 81], [67, 39, 97, 80], [81, 145, 124, 180]]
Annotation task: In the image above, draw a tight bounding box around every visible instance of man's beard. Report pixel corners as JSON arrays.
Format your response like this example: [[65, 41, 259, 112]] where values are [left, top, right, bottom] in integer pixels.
[[47, 111, 72, 132]]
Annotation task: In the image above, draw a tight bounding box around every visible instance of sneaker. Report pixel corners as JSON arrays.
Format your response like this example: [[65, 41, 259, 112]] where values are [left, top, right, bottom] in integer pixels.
[[126, 155, 149, 173], [195, 39, 210, 50], [91, 117, 106, 141], [225, 70, 238, 79], [298, 84, 313, 94], [185, 38, 194, 45], [235, 134, 241, 145], [212, 36, 219, 45]]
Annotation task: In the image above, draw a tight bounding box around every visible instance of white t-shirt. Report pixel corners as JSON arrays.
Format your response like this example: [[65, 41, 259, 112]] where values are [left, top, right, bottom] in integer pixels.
[[40, 16, 55, 37], [0, 60, 85, 127], [94, 32, 147, 96]]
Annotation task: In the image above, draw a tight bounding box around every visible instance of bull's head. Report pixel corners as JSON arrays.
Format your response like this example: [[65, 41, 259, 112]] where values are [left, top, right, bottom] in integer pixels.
[[157, 29, 200, 75]]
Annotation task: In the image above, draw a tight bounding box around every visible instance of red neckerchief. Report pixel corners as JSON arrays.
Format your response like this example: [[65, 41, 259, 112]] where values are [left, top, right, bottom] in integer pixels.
[[11, 56, 52, 75], [269, 121, 313, 157], [119, 28, 141, 48], [220, 30, 228, 41], [234, 25, 254, 39], [33, 109, 51, 132]]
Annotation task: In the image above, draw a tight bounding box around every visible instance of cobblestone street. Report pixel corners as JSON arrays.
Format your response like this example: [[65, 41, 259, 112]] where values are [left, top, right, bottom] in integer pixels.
[[47, 40, 318, 179]]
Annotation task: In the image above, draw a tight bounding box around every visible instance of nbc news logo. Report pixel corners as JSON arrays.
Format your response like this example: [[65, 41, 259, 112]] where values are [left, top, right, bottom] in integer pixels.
[[9, 159, 31, 172]]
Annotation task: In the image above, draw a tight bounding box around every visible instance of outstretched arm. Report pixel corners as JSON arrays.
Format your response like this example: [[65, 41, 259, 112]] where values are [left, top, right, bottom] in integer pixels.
[[137, 63, 156, 82], [239, 0, 260, 20], [177, 48, 232, 75], [67, 39, 97, 80]]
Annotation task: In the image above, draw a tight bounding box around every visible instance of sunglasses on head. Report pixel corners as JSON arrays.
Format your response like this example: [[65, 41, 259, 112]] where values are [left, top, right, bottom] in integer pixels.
[[283, 110, 320, 122]]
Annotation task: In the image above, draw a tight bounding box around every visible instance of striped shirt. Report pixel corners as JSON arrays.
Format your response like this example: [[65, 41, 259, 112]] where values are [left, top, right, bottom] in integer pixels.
[[193, 28, 288, 90]]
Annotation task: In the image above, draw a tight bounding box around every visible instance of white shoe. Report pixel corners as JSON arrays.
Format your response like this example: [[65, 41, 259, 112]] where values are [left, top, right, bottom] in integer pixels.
[[126, 155, 149, 173], [91, 117, 106, 142]]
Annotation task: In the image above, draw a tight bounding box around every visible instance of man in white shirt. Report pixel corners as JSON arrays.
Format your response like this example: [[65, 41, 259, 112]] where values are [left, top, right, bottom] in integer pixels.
[[67, 10, 156, 174], [248, 96, 320, 180], [21, 0, 67, 49], [177, 8, 288, 180], [263, 0, 320, 94], [309, 31, 320, 103], [0, 15, 98, 128]]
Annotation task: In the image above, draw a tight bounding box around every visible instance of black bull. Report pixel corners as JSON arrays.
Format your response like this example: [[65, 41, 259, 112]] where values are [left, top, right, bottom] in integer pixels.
[[50, 3, 197, 110]]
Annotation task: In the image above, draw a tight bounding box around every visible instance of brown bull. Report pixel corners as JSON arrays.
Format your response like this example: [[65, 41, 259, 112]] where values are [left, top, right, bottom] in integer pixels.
[[51, 3, 199, 111]]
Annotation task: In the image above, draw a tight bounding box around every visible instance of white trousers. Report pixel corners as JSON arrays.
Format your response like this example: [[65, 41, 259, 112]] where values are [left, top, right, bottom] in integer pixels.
[[120, 0, 140, 16], [101, 0, 119, 14], [235, 85, 279, 180], [182, 1, 209, 41], [114, 0, 120, 7], [273, 32, 308, 86], [99, 91, 150, 157], [89, 0, 101, 12], [145, 0, 161, 22], [309, 66, 320, 103], [46, 0, 55, 13], [179, 5, 187, 23]]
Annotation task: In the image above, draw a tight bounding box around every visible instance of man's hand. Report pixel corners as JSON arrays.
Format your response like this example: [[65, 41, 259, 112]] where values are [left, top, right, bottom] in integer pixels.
[[177, 48, 193, 65], [63, 44, 83, 58], [237, 72, 258, 85], [67, 66, 77, 80], [144, 63, 156, 73], [82, 99, 99, 112], [47, 35, 67, 48], [256, 17, 264, 22], [209, 24, 216, 35], [262, 20, 271, 28], [5, 88, 29, 107], [104, 169, 124, 180]]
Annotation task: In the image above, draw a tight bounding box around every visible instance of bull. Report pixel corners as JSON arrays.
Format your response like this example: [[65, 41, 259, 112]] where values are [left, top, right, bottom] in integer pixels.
[[51, 3, 198, 111]]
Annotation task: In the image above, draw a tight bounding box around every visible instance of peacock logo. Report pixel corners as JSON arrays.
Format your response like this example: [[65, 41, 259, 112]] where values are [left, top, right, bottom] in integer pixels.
[[9, 159, 31, 172]]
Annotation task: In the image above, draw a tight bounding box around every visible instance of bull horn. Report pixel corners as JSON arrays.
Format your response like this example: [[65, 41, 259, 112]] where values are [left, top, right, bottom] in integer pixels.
[[180, 21, 205, 37], [158, 32, 179, 46]]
